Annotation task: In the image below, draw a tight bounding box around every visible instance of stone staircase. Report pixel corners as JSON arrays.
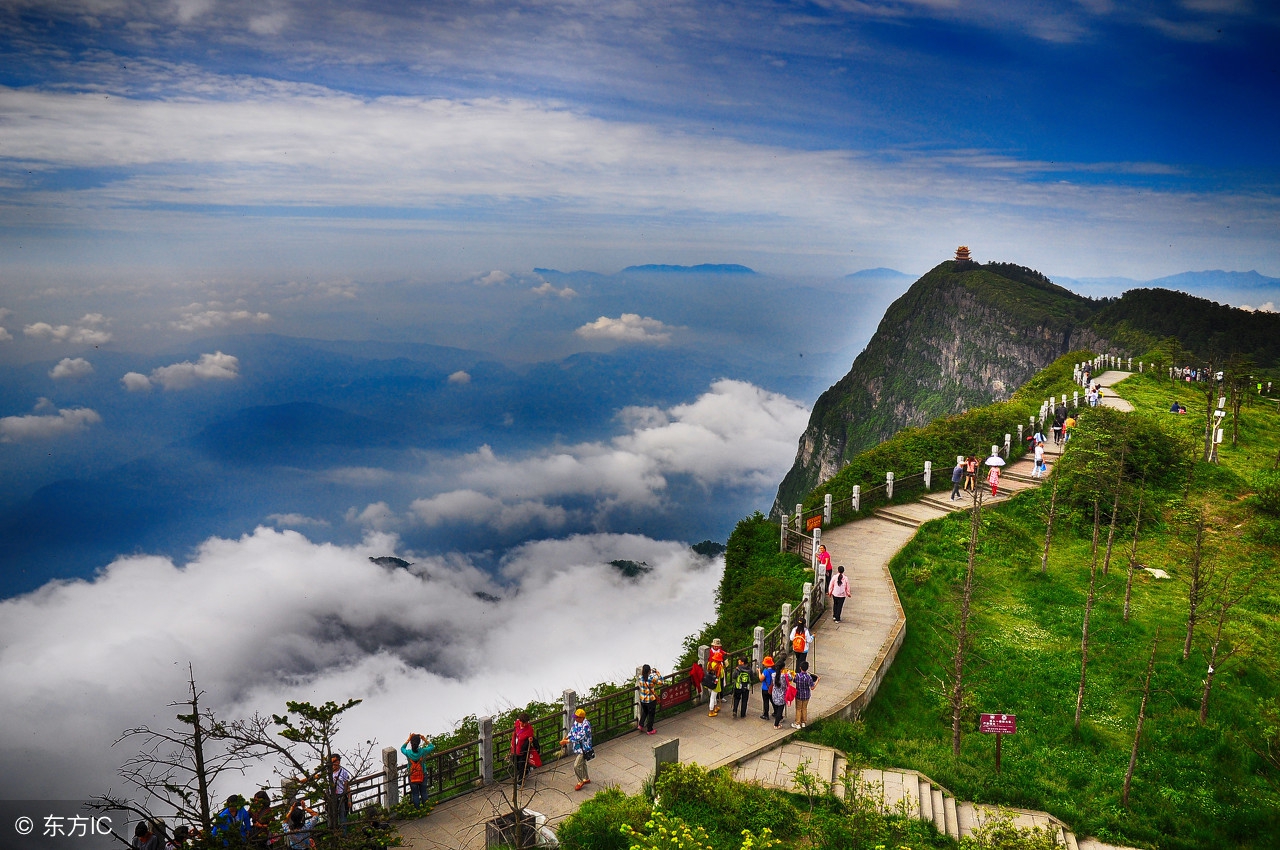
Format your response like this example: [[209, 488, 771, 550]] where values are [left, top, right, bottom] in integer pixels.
[[736, 743, 1136, 849]]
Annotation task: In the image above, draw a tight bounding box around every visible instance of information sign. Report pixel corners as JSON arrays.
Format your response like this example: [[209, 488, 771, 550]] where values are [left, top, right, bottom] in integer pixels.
[[980, 713, 1017, 734], [659, 678, 691, 709], [805, 515, 822, 531]]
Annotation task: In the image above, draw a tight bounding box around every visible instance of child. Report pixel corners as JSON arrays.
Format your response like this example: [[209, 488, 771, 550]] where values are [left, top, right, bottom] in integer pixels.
[[731, 658, 753, 718]]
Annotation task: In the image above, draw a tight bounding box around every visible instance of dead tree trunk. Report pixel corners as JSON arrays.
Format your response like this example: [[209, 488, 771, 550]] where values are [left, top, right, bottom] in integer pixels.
[[1123, 629, 1159, 807], [1182, 512, 1210, 662], [1123, 484, 1145, 623], [1075, 501, 1103, 730], [951, 487, 983, 758], [1103, 488, 1121, 577], [1041, 477, 1058, 575], [1199, 571, 1253, 724]]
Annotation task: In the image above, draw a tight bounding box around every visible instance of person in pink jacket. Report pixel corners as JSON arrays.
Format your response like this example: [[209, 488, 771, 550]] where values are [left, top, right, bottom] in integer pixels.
[[816, 544, 832, 589], [827, 565, 850, 623], [987, 465, 1001, 497]]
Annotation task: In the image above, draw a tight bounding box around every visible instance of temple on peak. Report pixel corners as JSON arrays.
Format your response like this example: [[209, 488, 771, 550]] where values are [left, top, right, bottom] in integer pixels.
[[954, 245, 971, 262]]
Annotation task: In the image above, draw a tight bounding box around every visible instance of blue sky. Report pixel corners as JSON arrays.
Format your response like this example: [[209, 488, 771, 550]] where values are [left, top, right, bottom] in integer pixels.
[[1, 0, 1277, 285]]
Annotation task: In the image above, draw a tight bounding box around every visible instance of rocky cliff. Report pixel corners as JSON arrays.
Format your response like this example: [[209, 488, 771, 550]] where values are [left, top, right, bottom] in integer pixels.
[[773, 260, 1112, 512]]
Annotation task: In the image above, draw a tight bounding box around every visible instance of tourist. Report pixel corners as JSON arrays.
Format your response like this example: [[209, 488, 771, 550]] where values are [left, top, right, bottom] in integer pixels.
[[758, 656, 775, 719], [731, 657, 753, 718], [828, 565, 850, 622], [637, 664, 661, 734], [560, 708, 593, 791], [769, 664, 791, 728], [282, 801, 319, 850], [950, 459, 964, 500], [1063, 414, 1076, 443], [816, 544, 832, 589], [708, 637, 726, 669], [789, 618, 812, 671], [247, 790, 273, 848], [1032, 441, 1045, 479], [964, 455, 978, 491], [511, 712, 536, 786], [165, 825, 192, 850], [790, 661, 818, 729], [328, 755, 352, 823], [689, 657, 705, 701], [705, 657, 725, 717], [212, 796, 252, 844], [987, 463, 1001, 497], [132, 821, 163, 850], [1053, 407, 1066, 444], [401, 732, 435, 806]]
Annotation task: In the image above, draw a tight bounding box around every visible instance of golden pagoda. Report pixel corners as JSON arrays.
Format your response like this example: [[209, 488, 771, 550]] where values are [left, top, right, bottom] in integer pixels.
[[954, 246, 972, 262]]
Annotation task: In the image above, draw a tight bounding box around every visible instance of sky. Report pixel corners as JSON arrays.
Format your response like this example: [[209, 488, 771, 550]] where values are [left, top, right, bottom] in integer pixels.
[[1, 0, 1279, 811]]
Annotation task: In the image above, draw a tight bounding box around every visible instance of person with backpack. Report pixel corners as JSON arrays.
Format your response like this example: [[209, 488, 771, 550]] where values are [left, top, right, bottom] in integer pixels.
[[758, 656, 775, 719], [401, 732, 435, 806], [789, 618, 812, 671], [769, 664, 791, 728], [790, 662, 819, 729], [705, 658, 725, 716], [730, 657, 753, 718], [828, 565, 850, 623]]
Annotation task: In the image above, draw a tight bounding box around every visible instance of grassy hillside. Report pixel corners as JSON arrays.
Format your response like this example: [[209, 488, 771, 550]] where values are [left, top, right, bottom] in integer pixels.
[[799, 369, 1280, 849]]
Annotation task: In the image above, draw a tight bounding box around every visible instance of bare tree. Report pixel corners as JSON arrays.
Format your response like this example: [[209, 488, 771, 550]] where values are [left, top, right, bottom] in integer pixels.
[[1040, 477, 1058, 575], [1198, 569, 1256, 724], [1075, 499, 1102, 730], [1101, 443, 1129, 577], [1122, 481, 1145, 623], [1122, 629, 1159, 807], [94, 664, 252, 839], [948, 485, 984, 757], [1180, 509, 1214, 662]]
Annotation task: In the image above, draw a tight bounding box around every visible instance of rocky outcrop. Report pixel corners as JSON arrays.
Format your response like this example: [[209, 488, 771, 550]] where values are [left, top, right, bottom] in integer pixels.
[[773, 261, 1111, 512]]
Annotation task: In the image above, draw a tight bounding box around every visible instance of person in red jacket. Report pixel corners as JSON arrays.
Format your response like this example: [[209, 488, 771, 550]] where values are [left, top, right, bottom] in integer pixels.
[[510, 712, 535, 788]]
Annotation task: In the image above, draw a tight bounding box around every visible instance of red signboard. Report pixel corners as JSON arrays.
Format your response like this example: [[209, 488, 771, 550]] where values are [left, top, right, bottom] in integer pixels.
[[980, 713, 1017, 735], [659, 679, 691, 709], [805, 515, 823, 531]]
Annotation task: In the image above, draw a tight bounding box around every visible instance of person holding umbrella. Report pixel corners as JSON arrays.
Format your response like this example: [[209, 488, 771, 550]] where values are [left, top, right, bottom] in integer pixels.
[[985, 455, 1004, 496]]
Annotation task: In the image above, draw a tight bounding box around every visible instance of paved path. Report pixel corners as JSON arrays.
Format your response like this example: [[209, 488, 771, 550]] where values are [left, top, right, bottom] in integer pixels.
[[398, 377, 1124, 849]]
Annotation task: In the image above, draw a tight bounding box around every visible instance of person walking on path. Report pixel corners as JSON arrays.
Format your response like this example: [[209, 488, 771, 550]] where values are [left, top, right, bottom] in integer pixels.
[[401, 732, 435, 806], [963, 456, 978, 492], [790, 662, 818, 729], [769, 665, 791, 728], [510, 712, 536, 788], [828, 565, 850, 623], [730, 657, 753, 718], [560, 708, 593, 791], [1032, 441, 1045, 479], [950, 460, 964, 500], [987, 464, 1001, 497], [758, 656, 775, 719], [789, 618, 812, 671], [816, 544, 832, 589], [1063, 414, 1076, 443], [637, 664, 661, 734]]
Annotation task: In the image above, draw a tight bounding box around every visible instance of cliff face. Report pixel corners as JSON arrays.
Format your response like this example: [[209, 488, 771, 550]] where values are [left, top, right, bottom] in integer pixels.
[[774, 261, 1110, 512]]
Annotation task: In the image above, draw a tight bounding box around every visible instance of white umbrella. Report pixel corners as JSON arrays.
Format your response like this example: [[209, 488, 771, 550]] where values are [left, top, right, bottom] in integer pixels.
[[985, 456, 1005, 467]]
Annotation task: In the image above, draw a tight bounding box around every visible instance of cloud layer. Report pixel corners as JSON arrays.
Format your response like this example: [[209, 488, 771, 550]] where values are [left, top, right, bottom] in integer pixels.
[[0, 401, 101, 442], [122, 351, 240, 391], [0, 527, 720, 799]]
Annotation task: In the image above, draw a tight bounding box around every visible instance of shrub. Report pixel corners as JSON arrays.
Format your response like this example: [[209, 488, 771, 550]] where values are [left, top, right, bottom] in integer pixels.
[[557, 787, 651, 850], [1254, 470, 1280, 515]]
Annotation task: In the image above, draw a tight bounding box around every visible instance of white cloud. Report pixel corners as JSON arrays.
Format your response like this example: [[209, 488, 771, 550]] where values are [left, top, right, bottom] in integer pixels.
[[120, 371, 153, 392], [346, 501, 398, 531], [0, 526, 719, 798], [49, 357, 94, 379], [1239, 301, 1276, 313], [447, 370, 471, 385], [147, 351, 240, 390], [576, 313, 674, 343], [0, 327, 13, 342], [473, 270, 511, 286], [267, 513, 330, 528], [23, 314, 114, 345], [0, 403, 102, 442], [531, 281, 577, 298], [391, 380, 809, 533], [171, 304, 271, 332], [320, 467, 395, 487]]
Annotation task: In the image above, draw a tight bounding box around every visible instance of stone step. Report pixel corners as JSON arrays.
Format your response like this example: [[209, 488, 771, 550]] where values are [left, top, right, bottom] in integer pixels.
[[917, 778, 933, 823], [873, 508, 922, 529], [832, 754, 847, 800], [1064, 828, 1080, 850], [931, 787, 946, 837], [918, 495, 961, 513], [881, 769, 920, 819], [944, 794, 959, 839], [956, 800, 977, 838]]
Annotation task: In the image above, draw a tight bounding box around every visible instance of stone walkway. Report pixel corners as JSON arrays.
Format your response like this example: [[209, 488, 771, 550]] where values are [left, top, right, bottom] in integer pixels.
[[398, 373, 1132, 849]]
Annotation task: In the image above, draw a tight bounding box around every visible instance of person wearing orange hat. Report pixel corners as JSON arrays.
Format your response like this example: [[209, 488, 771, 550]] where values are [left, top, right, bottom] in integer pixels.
[[560, 708, 593, 791], [758, 656, 775, 719]]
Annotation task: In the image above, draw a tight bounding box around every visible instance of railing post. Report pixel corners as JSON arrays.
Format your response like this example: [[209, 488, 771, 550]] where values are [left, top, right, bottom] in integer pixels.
[[1017, 425, 1023, 445], [1140, 361, 1144, 373], [752, 626, 764, 670], [780, 603, 793, 661], [886, 471, 894, 499], [852, 485, 860, 513], [823, 493, 832, 525], [563, 689, 577, 756], [802, 581, 814, 624], [991, 444, 999, 459], [1029, 415, 1035, 432], [1128, 357, 1132, 370], [1061, 394, 1067, 408], [779, 512, 788, 553], [1004, 433, 1011, 457], [795, 504, 803, 527], [924, 460, 932, 490], [382, 746, 399, 809], [811, 528, 821, 573], [479, 716, 493, 785]]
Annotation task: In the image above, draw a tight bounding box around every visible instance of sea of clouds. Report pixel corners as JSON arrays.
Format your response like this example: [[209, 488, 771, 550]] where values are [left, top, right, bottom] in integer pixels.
[[0, 379, 809, 801]]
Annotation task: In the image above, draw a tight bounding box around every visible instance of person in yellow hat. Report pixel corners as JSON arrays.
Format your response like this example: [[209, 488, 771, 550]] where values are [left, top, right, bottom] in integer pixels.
[[560, 708, 594, 791]]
